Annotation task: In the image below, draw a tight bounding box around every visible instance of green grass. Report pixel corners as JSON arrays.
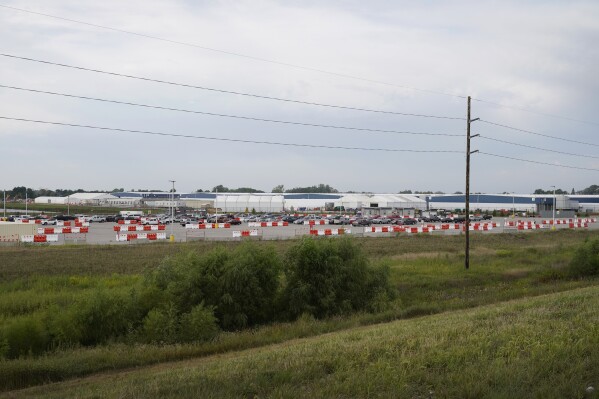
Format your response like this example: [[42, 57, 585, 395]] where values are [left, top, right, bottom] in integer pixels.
[[0, 229, 598, 393], [8, 285, 599, 398]]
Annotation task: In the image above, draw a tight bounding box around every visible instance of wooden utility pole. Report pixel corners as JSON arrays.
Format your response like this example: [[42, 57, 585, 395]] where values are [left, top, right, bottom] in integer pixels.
[[465, 96, 471, 269], [465, 96, 479, 269]]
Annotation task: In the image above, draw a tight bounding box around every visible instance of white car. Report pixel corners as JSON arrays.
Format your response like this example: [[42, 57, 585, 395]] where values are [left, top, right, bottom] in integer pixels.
[[143, 217, 160, 225], [89, 215, 107, 223]]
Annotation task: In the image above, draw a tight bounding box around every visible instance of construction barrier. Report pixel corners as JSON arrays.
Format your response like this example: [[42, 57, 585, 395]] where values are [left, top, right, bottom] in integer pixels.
[[185, 223, 231, 229], [542, 218, 596, 225], [309, 228, 348, 236], [113, 225, 166, 232], [21, 234, 59, 243], [116, 232, 167, 242], [304, 220, 329, 226], [15, 219, 43, 224], [0, 234, 19, 243], [248, 221, 289, 227], [368, 226, 394, 233], [465, 223, 497, 231], [569, 222, 589, 228], [38, 227, 89, 234], [440, 224, 462, 230], [232, 230, 259, 238], [117, 220, 139, 225]]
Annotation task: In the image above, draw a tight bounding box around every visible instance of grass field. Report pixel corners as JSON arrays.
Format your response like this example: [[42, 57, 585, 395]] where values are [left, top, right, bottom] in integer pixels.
[[7, 286, 599, 398], [1, 229, 598, 396]]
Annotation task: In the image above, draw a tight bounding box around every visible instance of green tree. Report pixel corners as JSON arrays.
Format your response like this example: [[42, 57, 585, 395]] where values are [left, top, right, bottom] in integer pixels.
[[212, 185, 229, 193], [272, 185, 285, 193], [282, 237, 394, 319]]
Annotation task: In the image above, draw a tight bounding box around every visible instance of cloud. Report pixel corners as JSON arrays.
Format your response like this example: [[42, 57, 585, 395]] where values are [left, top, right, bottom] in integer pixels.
[[1, 0, 598, 193]]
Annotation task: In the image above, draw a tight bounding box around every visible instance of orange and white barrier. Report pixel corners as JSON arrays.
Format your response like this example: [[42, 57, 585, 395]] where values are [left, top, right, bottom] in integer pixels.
[[37, 227, 89, 234], [15, 219, 43, 224], [440, 224, 462, 230], [309, 228, 349, 236], [117, 220, 139, 225], [21, 234, 59, 243], [116, 232, 167, 242], [465, 223, 497, 231], [542, 219, 573, 225], [232, 230, 259, 237], [248, 221, 289, 227], [569, 222, 589, 228], [517, 224, 545, 230], [185, 223, 231, 229], [304, 220, 329, 226], [368, 226, 395, 233], [113, 225, 166, 232], [404, 227, 433, 234], [54, 221, 89, 227], [0, 234, 19, 242]]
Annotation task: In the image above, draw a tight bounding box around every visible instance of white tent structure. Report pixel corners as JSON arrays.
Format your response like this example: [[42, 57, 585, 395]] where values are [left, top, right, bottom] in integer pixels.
[[215, 195, 284, 212]]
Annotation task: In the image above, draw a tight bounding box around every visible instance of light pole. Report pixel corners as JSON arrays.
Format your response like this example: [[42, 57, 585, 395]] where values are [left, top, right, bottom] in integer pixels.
[[67, 195, 70, 216], [3, 189, 6, 218], [512, 193, 515, 218], [551, 185, 556, 229], [169, 180, 176, 241], [25, 188, 28, 216]]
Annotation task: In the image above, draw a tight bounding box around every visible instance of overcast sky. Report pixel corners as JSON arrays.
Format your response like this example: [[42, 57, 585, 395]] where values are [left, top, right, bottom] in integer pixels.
[[1, 0, 598, 194]]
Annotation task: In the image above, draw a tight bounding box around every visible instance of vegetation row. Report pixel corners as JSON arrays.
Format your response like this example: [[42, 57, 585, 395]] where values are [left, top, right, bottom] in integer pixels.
[[0, 238, 394, 359]]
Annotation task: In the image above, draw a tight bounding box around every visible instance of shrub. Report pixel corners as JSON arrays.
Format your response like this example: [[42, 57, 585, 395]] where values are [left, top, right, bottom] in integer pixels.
[[59, 290, 137, 346], [147, 242, 281, 330], [567, 238, 599, 277], [140, 302, 218, 344], [141, 303, 180, 344], [1, 315, 48, 358], [282, 237, 394, 319], [179, 303, 219, 343]]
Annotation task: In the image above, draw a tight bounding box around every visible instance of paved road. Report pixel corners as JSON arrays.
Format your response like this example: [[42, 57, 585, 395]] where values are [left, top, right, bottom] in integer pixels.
[[65, 217, 598, 245]]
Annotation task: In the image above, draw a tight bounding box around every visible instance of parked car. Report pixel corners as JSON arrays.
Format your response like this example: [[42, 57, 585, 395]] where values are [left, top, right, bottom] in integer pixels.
[[351, 218, 371, 227], [89, 215, 107, 223], [55, 214, 76, 221], [105, 215, 118, 222], [401, 218, 418, 225], [482, 214, 493, 220], [41, 218, 57, 225], [143, 217, 159, 225], [227, 218, 242, 225]]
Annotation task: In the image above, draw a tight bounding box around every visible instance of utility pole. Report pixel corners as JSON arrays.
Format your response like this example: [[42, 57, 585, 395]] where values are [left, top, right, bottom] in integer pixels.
[[169, 180, 176, 241], [465, 96, 479, 270]]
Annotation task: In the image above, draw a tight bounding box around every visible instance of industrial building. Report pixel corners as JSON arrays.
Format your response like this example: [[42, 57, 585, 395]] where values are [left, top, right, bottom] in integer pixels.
[[28, 191, 599, 215]]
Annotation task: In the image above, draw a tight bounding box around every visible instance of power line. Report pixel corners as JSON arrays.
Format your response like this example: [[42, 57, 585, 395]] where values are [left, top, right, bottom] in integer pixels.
[[0, 4, 465, 100], [0, 84, 463, 138], [2, 4, 595, 126], [477, 135, 599, 159], [478, 152, 599, 172], [0, 116, 464, 154], [0, 53, 463, 121], [473, 98, 599, 127], [479, 119, 599, 147]]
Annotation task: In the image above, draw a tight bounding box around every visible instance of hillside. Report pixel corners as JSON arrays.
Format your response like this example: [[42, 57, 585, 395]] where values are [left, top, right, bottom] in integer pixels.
[[7, 285, 599, 398]]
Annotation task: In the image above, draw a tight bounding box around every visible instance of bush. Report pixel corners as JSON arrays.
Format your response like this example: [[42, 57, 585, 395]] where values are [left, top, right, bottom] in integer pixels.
[[179, 303, 219, 343], [1, 315, 48, 358], [147, 242, 281, 330], [567, 238, 599, 277], [141, 303, 180, 344], [282, 237, 394, 319], [140, 302, 218, 344], [52, 290, 137, 346]]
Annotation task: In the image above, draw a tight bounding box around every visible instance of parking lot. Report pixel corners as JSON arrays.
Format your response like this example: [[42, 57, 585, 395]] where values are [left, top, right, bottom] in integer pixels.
[[33, 216, 597, 245]]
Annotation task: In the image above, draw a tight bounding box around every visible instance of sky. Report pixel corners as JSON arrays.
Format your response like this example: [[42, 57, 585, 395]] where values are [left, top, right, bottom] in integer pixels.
[[1, 0, 598, 194]]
